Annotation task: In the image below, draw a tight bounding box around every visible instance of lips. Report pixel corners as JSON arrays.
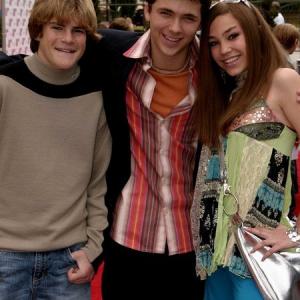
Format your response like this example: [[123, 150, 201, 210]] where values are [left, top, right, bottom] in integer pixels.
[[223, 55, 239, 66], [162, 33, 182, 45], [55, 47, 76, 53]]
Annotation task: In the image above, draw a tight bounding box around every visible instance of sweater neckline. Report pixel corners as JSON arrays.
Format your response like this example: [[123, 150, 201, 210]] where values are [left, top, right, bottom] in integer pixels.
[[24, 54, 80, 85]]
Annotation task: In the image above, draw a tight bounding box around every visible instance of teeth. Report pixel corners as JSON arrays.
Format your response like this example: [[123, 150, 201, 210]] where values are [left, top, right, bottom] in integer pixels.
[[164, 34, 180, 42], [167, 37, 179, 42], [56, 48, 74, 53], [224, 57, 238, 64]]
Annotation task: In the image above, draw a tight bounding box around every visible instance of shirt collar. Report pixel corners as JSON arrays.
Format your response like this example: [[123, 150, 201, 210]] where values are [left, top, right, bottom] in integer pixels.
[[123, 30, 200, 70]]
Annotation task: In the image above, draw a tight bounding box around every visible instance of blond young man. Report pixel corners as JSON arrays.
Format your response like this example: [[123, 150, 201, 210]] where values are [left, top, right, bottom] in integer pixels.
[[0, 0, 111, 299]]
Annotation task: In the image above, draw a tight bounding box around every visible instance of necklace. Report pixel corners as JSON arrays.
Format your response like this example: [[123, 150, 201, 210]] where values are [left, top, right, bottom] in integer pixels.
[[219, 137, 242, 225], [151, 58, 189, 75]]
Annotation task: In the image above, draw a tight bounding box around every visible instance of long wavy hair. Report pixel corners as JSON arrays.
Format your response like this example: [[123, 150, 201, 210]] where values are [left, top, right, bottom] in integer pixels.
[[192, 2, 287, 148]]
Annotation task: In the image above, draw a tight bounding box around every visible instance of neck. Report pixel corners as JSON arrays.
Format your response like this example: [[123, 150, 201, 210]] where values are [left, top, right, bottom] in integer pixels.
[[235, 71, 247, 88], [150, 40, 190, 74], [151, 57, 189, 75], [25, 54, 80, 85]]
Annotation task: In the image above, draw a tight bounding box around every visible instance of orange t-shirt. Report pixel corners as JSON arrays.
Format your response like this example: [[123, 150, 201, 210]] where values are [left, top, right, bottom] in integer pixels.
[[149, 69, 189, 118]]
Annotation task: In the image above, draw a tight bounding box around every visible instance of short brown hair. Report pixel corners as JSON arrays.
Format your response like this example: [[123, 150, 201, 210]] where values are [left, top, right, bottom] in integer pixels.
[[273, 23, 300, 53], [28, 0, 99, 52], [145, 0, 211, 28], [109, 17, 132, 31]]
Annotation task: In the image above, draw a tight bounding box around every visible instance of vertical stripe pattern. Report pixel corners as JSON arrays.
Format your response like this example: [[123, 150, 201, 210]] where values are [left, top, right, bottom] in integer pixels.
[[111, 31, 199, 255]]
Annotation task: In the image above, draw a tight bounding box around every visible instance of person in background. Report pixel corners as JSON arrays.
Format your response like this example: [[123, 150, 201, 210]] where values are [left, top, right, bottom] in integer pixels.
[[273, 23, 300, 218], [132, 5, 145, 27], [292, 141, 300, 217], [126, 17, 135, 31], [97, 0, 211, 299], [98, 20, 110, 29], [290, 140, 300, 219], [191, 0, 300, 299], [260, 0, 275, 27], [271, 1, 285, 25], [273, 23, 300, 69], [0, 0, 111, 299], [109, 17, 134, 31]]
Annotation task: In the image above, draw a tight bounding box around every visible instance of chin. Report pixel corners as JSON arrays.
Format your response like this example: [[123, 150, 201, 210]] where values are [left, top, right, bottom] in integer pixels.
[[56, 62, 77, 70], [226, 69, 242, 77]]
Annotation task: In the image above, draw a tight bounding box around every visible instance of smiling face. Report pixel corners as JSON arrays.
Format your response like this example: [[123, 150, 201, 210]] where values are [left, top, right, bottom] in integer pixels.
[[36, 18, 87, 70], [144, 0, 201, 71], [208, 12, 247, 77]]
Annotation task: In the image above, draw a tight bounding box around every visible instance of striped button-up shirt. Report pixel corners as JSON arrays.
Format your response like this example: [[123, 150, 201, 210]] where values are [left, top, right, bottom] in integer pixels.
[[111, 31, 199, 255]]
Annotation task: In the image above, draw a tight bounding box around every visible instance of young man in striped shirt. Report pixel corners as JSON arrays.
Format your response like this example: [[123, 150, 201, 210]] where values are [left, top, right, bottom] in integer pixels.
[[99, 0, 210, 299]]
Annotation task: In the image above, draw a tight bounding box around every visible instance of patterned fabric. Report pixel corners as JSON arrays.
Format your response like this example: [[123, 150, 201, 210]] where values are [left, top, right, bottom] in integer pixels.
[[111, 31, 199, 255], [191, 100, 297, 279]]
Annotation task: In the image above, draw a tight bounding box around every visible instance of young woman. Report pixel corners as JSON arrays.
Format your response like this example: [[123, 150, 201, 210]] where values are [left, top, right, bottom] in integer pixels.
[[191, 1, 300, 299]]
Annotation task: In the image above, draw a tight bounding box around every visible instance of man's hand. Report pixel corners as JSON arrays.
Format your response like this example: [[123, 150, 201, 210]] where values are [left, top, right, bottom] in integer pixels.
[[67, 249, 94, 284]]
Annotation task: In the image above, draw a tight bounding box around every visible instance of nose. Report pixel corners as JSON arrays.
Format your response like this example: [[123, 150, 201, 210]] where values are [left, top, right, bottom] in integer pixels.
[[220, 41, 231, 54], [61, 29, 73, 43], [169, 18, 182, 33]]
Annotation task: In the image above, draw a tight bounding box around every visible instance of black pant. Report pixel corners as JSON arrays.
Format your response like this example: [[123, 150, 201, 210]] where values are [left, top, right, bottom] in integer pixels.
[[102, 238, 204, 300]]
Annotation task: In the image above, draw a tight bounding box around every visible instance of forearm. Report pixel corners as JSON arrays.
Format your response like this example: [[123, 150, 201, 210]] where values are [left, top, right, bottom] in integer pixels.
[[82, 108, 111, 262]]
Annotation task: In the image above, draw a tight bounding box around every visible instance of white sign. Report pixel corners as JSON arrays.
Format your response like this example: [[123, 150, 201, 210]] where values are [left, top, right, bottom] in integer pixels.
[[2, 0, 34, 55]]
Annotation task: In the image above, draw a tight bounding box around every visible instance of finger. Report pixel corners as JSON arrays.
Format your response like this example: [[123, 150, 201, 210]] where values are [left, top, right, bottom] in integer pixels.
[[67, 267, 94, 283], [68, 268, 85, 282], [251, 240, 266, 253], [246, 227, 268, 238], [71, 273, 94, 284], [67, 268, 79, 282], [70, 277, 91, 284], [261, 244, 282, 260], [261, 249, 273, 260]]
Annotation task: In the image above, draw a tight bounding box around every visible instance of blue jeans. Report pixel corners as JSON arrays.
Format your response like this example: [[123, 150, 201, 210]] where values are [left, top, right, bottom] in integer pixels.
[[0, 243, 90, 300], [205, 267, 263, 300]]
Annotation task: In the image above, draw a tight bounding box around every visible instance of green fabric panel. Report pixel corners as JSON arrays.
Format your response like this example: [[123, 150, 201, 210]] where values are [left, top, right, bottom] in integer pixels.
[[210, 125, 296, 272]]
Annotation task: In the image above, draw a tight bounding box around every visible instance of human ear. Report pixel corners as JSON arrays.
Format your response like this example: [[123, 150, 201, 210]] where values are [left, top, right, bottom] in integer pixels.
[[144, 3, 151, 22]]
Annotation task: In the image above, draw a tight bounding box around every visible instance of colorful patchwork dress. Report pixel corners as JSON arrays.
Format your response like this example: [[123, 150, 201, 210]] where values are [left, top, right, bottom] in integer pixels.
[[191, 99, 297, 279]]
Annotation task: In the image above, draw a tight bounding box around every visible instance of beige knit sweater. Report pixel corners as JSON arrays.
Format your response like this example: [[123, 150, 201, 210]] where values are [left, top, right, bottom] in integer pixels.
[[0, 54, 111, 261]]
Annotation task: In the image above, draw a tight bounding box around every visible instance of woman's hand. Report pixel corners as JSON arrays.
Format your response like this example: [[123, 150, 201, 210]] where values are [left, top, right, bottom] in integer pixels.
[[245, 224, 297, 260]]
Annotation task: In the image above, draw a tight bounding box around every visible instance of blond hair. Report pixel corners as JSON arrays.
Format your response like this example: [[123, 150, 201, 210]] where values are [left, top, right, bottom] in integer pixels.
[[28, 0, 99, 52]]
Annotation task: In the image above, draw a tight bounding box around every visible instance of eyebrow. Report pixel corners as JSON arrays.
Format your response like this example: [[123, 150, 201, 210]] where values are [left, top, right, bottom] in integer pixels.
[[183, 13, 199, 19], [159, 8, 199, 19], [48, 21, 84, 29], [209, 25, 237, 38]]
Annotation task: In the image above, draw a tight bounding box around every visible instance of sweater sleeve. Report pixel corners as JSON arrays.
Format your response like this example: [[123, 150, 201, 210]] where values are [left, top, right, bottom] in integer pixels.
[[82, 100, 111, 262]]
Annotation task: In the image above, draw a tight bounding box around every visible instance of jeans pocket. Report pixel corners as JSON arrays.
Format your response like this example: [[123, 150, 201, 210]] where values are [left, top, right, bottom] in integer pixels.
[[66, 242, 85, 265], [66, 248, 76, 264]]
